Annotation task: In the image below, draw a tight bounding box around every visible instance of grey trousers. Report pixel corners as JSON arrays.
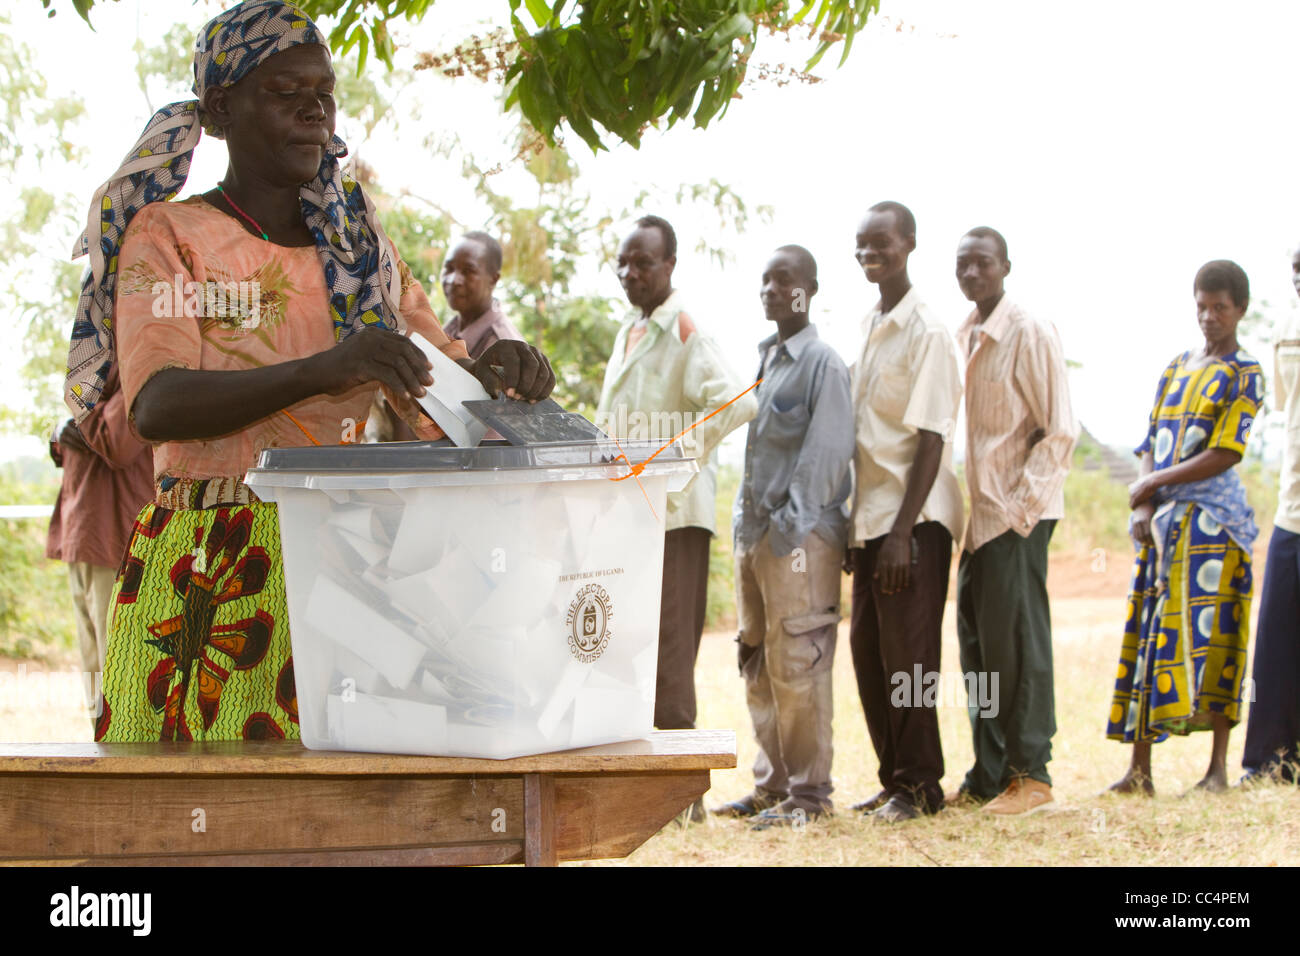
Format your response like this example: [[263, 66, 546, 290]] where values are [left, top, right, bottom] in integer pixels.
[[68, 561, 115, 733], [735, 530, 840, 811]]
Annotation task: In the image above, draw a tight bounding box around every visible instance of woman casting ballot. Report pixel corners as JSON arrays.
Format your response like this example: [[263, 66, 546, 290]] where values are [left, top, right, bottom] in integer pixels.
[[63, 0, 554, 743]]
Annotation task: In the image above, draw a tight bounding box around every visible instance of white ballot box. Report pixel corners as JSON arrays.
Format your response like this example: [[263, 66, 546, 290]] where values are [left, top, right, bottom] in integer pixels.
[[245, 440, 696, 758]]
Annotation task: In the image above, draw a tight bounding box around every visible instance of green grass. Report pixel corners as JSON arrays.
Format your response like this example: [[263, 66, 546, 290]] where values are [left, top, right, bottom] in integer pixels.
[[583, 594, 1300, 867], [0, 458, 77, 660], [705, 463, 740, 632]]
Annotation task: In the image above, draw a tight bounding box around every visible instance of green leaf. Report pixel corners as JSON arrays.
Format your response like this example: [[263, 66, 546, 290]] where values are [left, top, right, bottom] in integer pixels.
[[613, 4, 647, 74], [789, 0, 819, 25], [564, 34, 619, 117], [524, 0, 552, 27], [71, 0, 94, 28], [565, 104, 607, 152]]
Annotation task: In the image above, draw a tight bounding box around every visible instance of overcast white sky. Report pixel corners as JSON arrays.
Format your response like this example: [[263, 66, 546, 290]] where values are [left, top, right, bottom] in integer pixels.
[[4, 0, 1299, 464]]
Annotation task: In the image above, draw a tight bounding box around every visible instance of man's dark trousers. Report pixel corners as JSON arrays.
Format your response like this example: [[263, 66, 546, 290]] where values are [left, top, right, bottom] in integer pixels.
[[655, 526, 712, 729], [849, 520, 952, 812], [957, 519, 1057, 798], [1243, 526, 1300, 780]]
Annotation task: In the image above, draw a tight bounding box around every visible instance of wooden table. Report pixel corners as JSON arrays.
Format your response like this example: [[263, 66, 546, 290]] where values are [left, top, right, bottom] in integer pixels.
[[0, 730, 735, 867]]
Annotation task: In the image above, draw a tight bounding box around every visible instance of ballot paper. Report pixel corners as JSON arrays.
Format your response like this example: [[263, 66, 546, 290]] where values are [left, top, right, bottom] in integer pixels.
[[333, 644, 388, 697], [327, 505, 373, 539], [465, 556, 559, 630], [328, 691, 448, 754], [387, 494, 446, 574], [336, 528, 388, 568], [538, 659, 593, 738], [411, 331, 490, 447], [571, 687, 636, 747], [305, 576, 425, 690], [420, 668, 466, 707]]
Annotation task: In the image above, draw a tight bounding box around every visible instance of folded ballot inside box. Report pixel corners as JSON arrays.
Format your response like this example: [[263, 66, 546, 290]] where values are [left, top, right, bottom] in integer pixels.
[[245, 439, 696, 758]]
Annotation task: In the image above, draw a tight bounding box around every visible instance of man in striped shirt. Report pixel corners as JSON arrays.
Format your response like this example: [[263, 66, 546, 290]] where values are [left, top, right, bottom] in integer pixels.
[[952, 226, 1078, 815]]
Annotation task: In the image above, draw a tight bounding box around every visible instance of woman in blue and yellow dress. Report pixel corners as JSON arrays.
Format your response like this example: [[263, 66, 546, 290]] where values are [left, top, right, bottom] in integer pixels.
[[1107, 260, 1263, 795]]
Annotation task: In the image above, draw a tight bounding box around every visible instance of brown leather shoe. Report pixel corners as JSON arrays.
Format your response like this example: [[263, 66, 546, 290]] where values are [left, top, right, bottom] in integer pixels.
[[851, 789, 891, 814], [983, 778, 1054, 816]]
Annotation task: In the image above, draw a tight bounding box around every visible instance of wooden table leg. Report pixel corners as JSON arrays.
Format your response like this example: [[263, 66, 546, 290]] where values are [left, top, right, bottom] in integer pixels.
[[523, 773, 556, 867]]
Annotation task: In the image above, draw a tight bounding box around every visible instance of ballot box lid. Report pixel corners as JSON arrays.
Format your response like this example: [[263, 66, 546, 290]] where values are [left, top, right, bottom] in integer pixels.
[[244, 439, 697, 495]]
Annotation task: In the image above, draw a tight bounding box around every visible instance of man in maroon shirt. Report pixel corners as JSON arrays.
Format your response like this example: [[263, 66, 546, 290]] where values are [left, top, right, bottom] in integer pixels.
[[440, 232, 527, 359], [368, 232, 527, 442], [46, 370, 154, 731]]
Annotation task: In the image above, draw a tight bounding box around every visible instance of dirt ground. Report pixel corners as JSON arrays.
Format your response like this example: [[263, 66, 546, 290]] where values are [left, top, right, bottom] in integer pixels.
[[3, 548, 1293, 867]]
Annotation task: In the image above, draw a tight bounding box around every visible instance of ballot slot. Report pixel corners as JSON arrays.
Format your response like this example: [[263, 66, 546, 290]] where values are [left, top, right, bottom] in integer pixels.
[[247, 440, 695, 759]]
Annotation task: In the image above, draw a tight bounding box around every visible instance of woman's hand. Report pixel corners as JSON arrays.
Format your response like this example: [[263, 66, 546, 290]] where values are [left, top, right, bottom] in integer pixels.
[[469, 340, 556, 402], [57, 420, 91, 456], [1128, 473, 1162, 510], [1130, 502, 1156, 548], [312, 328, 433, 398]]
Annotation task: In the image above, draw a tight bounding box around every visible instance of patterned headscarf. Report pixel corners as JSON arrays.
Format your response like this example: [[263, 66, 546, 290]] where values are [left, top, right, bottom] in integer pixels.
[[64, 0, 401, 422]]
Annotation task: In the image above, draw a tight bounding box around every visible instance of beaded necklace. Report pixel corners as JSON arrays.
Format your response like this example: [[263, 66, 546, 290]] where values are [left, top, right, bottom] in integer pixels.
[[215, 183, 269, 241]]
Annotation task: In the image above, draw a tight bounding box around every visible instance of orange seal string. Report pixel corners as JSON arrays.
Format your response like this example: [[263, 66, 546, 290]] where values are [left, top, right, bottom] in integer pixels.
[[607, 378, 763, 520]]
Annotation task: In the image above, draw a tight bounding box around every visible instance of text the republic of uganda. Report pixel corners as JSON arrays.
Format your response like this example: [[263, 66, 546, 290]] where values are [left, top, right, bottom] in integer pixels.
[[558, 568, 625, 583]]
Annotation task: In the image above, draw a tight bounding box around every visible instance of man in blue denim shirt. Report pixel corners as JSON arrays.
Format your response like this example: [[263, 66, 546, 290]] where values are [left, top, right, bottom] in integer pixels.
[[714, 245, 854, 826]]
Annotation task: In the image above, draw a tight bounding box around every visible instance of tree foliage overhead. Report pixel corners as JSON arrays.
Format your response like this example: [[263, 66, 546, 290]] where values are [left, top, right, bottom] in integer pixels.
[[49, 0, 879, 150], [309, 0, 880, 150], [498, 0, 878, 151]]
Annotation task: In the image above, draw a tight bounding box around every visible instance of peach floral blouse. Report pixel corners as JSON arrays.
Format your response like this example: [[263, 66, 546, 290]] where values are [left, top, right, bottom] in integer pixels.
[[114, 197, 467, 506]]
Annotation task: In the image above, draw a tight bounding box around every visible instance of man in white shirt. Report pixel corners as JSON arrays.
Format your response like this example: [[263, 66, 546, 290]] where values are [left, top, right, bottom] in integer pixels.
[[595, 215, 756, 749], [847, 201, 964, 822], [1241, 244, 1300, 784]]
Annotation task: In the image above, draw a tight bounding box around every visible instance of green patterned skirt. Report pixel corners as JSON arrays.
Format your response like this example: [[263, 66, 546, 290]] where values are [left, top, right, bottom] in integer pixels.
[[95, 502, 299, 742]]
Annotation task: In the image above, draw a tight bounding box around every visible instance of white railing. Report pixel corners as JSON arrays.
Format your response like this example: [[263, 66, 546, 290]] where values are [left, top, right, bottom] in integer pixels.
[[0, 505, 54, 519]]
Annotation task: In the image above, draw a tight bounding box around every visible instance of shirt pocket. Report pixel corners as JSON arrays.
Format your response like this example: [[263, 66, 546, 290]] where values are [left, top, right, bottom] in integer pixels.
[[969, 363, 1012, 409], [979, 355, 1014, 385], [759, 401, 810, 448], [869, 369, 911, 421]]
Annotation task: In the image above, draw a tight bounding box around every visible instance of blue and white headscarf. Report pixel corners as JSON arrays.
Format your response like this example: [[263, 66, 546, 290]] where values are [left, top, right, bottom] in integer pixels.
[[65, 0, 401, 422]]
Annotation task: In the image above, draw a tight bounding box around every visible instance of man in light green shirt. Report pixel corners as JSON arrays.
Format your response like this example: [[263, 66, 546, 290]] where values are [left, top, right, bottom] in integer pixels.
[[596, 215, 756, 737]]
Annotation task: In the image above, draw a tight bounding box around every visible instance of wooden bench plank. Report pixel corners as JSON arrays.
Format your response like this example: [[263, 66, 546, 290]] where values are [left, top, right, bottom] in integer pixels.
[[0, 771, 714, 865], [0, 731, 735, 866], [0, 730, 736, 776], [4, 844, 524, 867], [0, 775, 523, 859]]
